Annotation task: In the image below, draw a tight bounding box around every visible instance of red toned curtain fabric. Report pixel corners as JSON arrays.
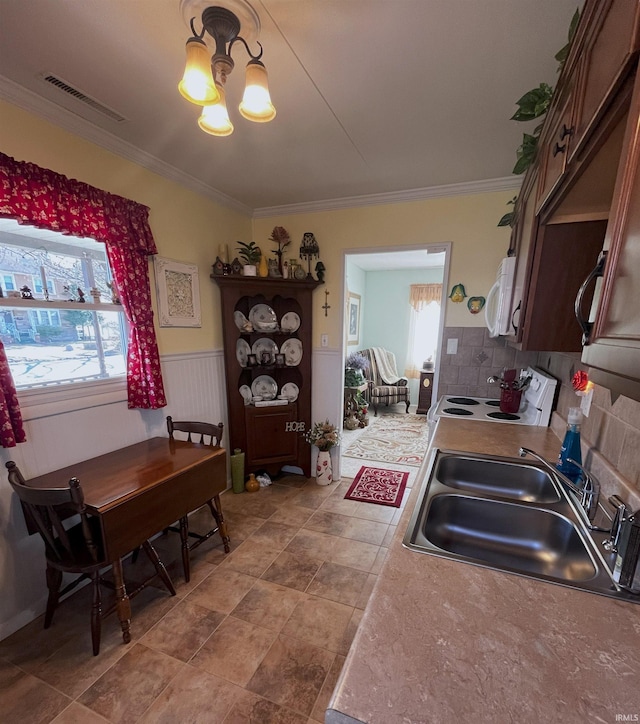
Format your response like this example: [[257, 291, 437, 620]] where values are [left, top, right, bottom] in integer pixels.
[[0, 152, 167, 412], [0, 341, 26, 448]]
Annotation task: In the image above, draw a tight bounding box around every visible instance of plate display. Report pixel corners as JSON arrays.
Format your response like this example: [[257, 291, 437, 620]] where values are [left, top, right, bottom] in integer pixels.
[[234, 310, 253, 333], [251, 375, 277, 400], [281, 382, 299, 402], [251, 337, 278, 364], [249, 303, 278, 331], [280, 311, 300, 333], [281, 338, 303, 366], [239, 385, 252, 404], [236, 339, 251, 367]]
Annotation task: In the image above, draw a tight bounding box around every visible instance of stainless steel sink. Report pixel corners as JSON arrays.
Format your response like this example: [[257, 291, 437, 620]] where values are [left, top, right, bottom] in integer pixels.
[[423, 494, 596, 581], [434, 454, 560, 503], [403, 449, 640, 603]]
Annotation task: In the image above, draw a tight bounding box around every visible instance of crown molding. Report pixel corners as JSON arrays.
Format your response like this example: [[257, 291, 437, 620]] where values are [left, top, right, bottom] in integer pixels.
[[252, 176, 523, 218], [1, 76, 522, 221], [0, 75, 252, 217]]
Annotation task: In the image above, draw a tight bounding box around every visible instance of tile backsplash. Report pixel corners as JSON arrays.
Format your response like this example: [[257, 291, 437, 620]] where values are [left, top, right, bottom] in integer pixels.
[[437, 331, 639, 500], [438, 327, 538, 398]]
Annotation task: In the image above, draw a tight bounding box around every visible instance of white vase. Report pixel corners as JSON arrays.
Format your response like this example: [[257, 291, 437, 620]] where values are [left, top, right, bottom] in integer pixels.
[[315, 449, 333, 486]]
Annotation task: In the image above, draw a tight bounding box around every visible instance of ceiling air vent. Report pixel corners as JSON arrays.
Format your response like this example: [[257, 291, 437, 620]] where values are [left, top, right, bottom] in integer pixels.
[[39, 73, 127, 123]]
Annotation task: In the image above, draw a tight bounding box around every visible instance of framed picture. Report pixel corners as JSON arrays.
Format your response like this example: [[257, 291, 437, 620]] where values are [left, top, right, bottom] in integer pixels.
[[347, 291, 361, 345], [154, 257, 201, 328]]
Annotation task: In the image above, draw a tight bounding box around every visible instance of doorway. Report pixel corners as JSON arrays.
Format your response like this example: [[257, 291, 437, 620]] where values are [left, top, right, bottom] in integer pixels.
[[339, 243, 450, 483]]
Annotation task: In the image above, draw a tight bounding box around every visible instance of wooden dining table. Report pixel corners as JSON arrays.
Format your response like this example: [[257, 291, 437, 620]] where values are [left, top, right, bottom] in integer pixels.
[[23, 436, 228, 644]]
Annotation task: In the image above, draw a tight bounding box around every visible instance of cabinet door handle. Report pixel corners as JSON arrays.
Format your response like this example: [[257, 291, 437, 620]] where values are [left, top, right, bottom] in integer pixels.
[[575, 251, 608, 346], [559, 124, 574, 140], [552, 142, 566, 157], [511, 301, 521, 335]]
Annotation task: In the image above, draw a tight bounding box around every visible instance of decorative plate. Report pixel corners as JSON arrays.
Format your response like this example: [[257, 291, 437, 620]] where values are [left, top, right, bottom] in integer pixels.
[[251, 375, 277, 400], [281, 338, 303, 366], [239, 385, 252, 404], [236, 339, 251, 367], [234, 310, 253, 332], [251, 337, 278, 364], [249, 303, 278, 331], [280, 311, 301, 333], [281, 382, 299, 402]]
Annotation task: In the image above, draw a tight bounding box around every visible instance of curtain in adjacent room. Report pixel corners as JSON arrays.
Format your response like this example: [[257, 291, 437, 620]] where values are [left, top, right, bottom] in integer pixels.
[[0, 152, 167, 410], [405, 283, 442, 379]]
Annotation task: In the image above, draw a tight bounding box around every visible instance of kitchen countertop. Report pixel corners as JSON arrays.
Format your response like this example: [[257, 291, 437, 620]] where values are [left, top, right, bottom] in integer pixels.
[[327, 418, 640, 723]]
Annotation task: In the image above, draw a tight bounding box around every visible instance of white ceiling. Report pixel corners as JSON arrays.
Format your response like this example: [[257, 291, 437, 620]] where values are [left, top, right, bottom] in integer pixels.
[[348, 249, 445, 272], [0, 0, 581, 214]]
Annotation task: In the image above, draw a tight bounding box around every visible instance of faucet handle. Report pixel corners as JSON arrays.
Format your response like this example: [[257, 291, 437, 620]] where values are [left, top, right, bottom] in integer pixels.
[[603, 495, 628, 552]]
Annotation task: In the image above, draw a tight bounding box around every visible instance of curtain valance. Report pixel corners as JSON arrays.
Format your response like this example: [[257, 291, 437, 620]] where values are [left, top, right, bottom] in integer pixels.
[[409, 283, 442, 310]]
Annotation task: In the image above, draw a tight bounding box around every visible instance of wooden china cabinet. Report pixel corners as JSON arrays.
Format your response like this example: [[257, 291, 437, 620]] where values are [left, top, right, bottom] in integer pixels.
[[212, 275, 322, 478]]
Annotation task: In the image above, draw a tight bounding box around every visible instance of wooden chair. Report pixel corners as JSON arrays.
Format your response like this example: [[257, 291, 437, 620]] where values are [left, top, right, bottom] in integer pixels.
[[166, 416, 231, 581], [6, 461, 176, 656]]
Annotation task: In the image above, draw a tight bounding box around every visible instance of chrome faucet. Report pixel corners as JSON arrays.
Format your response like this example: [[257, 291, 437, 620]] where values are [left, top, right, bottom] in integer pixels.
[[518, 447, 599, 519]]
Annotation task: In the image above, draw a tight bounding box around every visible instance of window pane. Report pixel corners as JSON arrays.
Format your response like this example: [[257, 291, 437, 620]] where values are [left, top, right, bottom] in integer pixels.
[[1, 306, 126, 388], [0, 220, 128, 391]]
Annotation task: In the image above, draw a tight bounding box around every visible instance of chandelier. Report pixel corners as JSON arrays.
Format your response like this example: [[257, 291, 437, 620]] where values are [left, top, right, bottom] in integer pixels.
[[178, 3, 276, 136]]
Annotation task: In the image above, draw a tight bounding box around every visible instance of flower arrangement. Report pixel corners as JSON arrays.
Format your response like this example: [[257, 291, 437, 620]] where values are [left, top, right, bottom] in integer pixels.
[[304, 419, 341, 451], [345, 351, 369, 387]]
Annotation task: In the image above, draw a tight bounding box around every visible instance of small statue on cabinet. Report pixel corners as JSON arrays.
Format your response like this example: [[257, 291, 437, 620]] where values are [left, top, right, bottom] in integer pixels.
[[268, 258, 282, 278], [231, 257, 243, 275], [315, 261, 326, 282], [19, 285, 33, 299], [212, 256, 225, 276]]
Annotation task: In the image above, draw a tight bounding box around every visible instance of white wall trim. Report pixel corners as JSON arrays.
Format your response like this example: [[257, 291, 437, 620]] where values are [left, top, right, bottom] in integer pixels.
[[0, 76, 252, 217], [252, 176, 522, 218]]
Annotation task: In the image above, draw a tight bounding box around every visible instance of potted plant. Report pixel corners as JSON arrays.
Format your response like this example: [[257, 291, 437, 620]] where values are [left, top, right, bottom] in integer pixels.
[[304, 419, 341, 485], [345, 351, 369, 387], [236, 241, 261, 276], [269, 225, 291, 275]]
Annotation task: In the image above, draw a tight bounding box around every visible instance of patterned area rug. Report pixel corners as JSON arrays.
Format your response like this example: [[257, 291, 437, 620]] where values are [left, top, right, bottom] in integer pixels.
[[343, 414, 430, 467], [344, 466, 409, 507]]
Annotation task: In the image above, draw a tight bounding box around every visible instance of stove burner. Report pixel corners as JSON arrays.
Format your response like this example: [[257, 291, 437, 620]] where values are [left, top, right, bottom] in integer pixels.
[[487, 411, 520, 421], [446, 397, 480, 406], [443, 407, 474, 416], [485, 400, 501, 407]]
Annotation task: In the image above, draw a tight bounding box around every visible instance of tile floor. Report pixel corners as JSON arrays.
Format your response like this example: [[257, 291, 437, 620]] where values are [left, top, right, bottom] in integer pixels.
[[0, 468, 413, 724]]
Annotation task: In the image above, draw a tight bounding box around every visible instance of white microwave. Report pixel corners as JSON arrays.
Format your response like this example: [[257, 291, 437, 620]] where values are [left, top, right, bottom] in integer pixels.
[[485, 256, 516, 337]]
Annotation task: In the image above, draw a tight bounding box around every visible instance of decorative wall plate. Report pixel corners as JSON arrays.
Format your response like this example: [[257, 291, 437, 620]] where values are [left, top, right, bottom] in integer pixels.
[[249, 303, 278, 331], [236, 339, 251, 367], [234, 310, 253, 332], [239, 385, 252, 404], [280, 311, 301, 333], [281, 338, 303, 366], [281, 382, 299, 402], [251, 337, 278, 364], [251, 375, 277, 400]]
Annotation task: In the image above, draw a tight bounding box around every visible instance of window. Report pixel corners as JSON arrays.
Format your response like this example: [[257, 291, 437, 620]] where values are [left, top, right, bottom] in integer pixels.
[[405, 284, 442, 378], [0, 220, 127, 390]]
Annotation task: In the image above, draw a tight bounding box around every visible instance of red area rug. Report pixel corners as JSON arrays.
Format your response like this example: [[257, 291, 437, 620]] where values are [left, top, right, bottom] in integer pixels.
[[344, 466, 409, 508]]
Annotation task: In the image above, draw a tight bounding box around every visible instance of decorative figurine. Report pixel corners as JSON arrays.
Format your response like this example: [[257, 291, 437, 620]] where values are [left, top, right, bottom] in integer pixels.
[[315, 261, 326, 282], [76, 287, 85, 303], [212, 256, 225, 276], [63, 285, 74, 301], [282, 260, 289, 279], [20, 285, 33, 299], [106, 281, 121, 304], [90, 287, 101, 304], [299, 232, 319, 279], [268, 258, 282, 277], [231, 257, 243, 275]]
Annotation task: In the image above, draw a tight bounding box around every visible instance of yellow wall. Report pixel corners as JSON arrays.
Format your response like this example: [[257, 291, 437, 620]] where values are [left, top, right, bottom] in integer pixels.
[[253, 192, 515, 348], [0, 100, 252, 353], [2, 99, 517, 354]]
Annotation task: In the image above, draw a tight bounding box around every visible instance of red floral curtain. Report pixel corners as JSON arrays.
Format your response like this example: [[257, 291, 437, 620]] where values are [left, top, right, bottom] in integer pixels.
[[0, 344, 26, 448], [0, 152, 167, 414]]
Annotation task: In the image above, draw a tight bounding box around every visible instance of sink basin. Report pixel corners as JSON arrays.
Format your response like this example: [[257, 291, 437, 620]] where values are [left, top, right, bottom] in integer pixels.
[[435, 454, 560, 503], [403, 449, 640, 603], [423, 494, 596, 581]]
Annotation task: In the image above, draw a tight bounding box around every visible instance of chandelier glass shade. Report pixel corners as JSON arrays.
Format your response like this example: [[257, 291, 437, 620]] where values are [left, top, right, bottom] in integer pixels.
[[179, 5, 275, 135]]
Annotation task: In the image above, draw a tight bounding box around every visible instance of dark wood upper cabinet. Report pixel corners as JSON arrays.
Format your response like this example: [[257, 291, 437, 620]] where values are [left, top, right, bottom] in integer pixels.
[[212, 275, 322, 478], [506, 0, 640, 388]]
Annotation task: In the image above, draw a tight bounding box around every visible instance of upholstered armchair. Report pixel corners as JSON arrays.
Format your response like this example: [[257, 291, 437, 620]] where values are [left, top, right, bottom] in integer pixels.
[[360, 347, 410, 416]]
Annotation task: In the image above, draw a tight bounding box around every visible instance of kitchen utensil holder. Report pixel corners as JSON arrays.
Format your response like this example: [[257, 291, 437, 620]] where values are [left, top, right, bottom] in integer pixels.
[[500, 388, 522, 413]]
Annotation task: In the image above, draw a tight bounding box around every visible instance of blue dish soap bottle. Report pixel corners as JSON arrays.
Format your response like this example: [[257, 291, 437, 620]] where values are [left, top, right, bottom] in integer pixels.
[[556, 407, 583, 485]]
